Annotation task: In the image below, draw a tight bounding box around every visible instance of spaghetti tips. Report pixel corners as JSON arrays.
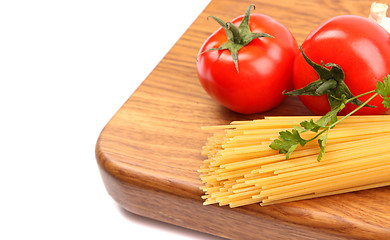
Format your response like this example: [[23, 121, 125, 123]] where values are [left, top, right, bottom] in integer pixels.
[[199, 115, 390, 207]]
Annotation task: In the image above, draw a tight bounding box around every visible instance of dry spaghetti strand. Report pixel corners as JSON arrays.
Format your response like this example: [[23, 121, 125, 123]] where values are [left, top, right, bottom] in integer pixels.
[[199, 115, 390, 207]]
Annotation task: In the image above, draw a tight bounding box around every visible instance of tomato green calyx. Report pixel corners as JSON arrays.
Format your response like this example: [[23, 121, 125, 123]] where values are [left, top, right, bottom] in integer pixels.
[[200, 4, 273, 72], [284, 47, 374, 108]]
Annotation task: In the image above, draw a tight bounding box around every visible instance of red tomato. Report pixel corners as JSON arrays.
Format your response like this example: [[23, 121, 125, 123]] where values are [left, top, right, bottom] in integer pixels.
[[293, 15, 390, 115], [197, 12, 298, 114]]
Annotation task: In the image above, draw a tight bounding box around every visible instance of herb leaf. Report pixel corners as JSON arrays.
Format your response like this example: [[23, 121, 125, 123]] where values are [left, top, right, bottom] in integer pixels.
[[315, 99, 344, 128], [269, 95, 347, 161], [375, 75, 390, 108], [300, 119, 320, 132], [269, 129, 308, 159], [317, 130, 329, 162]]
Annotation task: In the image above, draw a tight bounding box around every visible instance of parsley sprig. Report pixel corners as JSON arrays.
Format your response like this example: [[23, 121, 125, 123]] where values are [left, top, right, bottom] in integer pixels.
[[269, 48, 390, 161], [376, 78, 390, 108]]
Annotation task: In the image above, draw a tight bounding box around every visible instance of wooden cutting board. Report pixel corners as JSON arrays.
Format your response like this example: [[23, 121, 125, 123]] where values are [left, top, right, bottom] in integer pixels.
[[95, 0, 390, 239]]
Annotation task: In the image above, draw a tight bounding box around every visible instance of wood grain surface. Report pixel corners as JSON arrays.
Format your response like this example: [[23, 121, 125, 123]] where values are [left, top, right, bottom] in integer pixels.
[[95, 0, 390, 239]]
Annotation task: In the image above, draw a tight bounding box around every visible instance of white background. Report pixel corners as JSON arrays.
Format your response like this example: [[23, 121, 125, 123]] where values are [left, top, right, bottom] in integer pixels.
[[0, 0, 230, 239]]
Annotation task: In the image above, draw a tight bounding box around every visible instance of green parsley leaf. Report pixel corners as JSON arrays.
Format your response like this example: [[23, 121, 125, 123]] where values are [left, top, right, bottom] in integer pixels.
[[315, 104, 343, 128], [269, 129, 309, 159], [300, 119, 320, 132], [317, 130, 329, 162], [375, 75, 390, 108]]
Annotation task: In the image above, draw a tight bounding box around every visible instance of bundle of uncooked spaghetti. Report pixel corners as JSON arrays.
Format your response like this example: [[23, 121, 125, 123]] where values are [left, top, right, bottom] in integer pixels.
[[199, 115, 390, 207]]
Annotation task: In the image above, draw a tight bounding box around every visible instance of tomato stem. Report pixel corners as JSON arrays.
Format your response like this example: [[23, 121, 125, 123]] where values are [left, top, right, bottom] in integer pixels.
[[316, 79, 337, 95], [285, 47, 375, 109], [227, 22, 241, 44], [199, 4, 273, 72]]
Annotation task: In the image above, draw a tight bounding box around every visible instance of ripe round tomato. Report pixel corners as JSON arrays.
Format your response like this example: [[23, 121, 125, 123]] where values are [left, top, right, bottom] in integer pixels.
[[293, 15, 390, 115], [197, 10, 298, 114]]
